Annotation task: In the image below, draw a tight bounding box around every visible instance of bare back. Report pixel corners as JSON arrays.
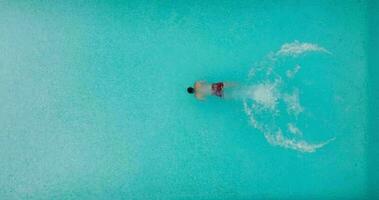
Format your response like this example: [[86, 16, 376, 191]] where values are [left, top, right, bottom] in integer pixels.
[[194, 81, 211, 100]]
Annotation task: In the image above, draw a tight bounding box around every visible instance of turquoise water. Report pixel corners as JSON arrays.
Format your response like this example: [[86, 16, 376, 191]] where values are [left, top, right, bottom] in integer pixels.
[[0, 0, 377, 199]]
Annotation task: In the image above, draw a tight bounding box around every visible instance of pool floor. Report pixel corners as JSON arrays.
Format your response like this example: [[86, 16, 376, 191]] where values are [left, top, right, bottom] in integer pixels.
[[0, 0, 377, 199]]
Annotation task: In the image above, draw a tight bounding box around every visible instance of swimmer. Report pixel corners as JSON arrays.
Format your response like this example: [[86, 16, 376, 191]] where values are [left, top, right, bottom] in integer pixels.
[[187, 81, 237, 100]]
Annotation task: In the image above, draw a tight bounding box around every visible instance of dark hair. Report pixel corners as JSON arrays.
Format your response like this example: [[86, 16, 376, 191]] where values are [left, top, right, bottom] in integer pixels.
[[187, 87, 195, 94]]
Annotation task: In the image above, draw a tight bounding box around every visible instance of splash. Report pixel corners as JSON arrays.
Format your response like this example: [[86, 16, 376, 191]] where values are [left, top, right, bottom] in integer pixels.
[[276, 40, 331, 57], [264, 131, 335, 153], [283, 89, 303, 117], [286, 64, 301, 78], [249, 83, 279, 110], [287, 123, 302, 136], [242, 41, 335, 153]]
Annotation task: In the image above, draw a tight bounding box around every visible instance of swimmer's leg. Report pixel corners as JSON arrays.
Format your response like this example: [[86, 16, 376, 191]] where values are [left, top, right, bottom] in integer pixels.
[[222, 82, 242, 99], [223, 82, 239, 88]]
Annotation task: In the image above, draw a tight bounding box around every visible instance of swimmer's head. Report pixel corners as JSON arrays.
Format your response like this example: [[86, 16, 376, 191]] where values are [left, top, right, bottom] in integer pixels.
[[187, 87, 195, 94]]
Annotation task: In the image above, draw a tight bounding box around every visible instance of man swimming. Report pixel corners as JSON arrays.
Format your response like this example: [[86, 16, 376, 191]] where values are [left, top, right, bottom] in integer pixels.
[[187, 81, 236, 100]]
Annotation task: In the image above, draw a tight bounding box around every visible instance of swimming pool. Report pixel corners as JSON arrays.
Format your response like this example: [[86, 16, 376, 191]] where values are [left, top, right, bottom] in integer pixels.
[[0, 0, 378, 199]]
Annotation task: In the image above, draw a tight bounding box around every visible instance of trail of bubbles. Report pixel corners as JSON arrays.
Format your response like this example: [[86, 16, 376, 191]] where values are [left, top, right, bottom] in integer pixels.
[[242, 41, 335, 153], [276, 40, 331, 57]]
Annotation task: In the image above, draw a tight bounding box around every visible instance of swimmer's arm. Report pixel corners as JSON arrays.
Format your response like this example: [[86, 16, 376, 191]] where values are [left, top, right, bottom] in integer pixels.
[[195, 80, 206, 87], [195, 92, 205, 101], [195, 81, 206, 88]]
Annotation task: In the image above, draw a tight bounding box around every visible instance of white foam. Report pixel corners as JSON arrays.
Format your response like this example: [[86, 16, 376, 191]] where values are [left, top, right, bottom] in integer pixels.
[[264, 130, 335, 153], [287, 123, 302, 136], [248, 83, 279, 110], [286, 64, 301, 78], [276, 41, 331, 57], [283, 89, 304, 117], [242, 41, 334, 153], [243, 101, 261, 129], [244, 98, 335, 153]]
